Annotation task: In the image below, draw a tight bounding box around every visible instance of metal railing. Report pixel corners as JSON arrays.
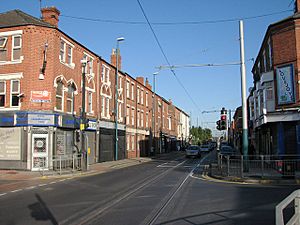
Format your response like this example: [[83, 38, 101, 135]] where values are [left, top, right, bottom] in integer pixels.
[[276, 189, 300, 225], [217, 154, 300, 179], [38, 154, 83, 176]]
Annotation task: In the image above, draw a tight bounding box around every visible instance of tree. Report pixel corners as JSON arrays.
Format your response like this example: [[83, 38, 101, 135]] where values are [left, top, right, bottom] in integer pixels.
[[190, 126, 212, 145]]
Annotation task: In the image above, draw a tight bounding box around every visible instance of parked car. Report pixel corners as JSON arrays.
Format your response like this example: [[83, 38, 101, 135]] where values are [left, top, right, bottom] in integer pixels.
[[200, 144, 210, 153], [220, 145, 236, 156], [185, 145, 201, 158]]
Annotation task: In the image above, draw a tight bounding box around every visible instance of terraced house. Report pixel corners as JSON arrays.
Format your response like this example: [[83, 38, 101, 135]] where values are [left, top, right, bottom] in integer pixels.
[[0, 7, 190, 171]]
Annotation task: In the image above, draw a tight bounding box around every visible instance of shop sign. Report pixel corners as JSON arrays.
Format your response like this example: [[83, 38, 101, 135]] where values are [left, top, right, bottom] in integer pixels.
[[276, 64, 295, 105], [0, 127, 21, 160], [28, 113, 55, 126], [31, 91, 51, 103], [87, 120, 97, 130]]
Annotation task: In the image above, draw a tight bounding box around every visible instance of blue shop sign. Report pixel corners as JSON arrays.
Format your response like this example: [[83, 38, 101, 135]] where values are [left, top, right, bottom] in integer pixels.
[[0, 113, 14, 126], [16, 112, 56, 126]]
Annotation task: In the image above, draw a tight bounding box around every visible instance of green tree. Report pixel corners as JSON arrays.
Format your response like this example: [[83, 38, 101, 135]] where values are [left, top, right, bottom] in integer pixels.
[[190, 126, 212, 145]]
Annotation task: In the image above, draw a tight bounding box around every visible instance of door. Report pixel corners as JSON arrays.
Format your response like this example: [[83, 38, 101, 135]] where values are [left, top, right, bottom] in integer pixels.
[[32, 134, 49, 171]]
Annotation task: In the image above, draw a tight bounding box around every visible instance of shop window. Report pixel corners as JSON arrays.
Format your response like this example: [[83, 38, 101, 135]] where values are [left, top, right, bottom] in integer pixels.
[[11, 80, 20, 107]]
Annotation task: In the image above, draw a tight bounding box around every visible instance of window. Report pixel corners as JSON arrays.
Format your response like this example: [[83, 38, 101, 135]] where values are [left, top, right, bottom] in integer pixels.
[[266, 87, 273, 100], [106, 67, 110, 83], [263, 50, 267, 73], [12, 36, 21, 61], [131, 83, 134, 100], [67, 84, 75, 114], [137, 110, 140, 127], [146, 112, 149, 127], [67, 45, 72, 65], [141, 111, 144, 128], [137, 87, 140, 104], [146, 92, 148, 107], [268, 38, 272, 68], [168, 117, 171, 130], [11, 80, 20, 107], [87, 91, 92, 113], [126, 106, 130, 125], [101, 67, 105, 82], [141, 89, 144, 105], [83, 53, 94, 75], [127, 135, 130, 150], [56, 81, 63, 111], [260, 92, 264, 115], [132, 135, 135, 150], [0, 81, 5, 107], [131, 108, 134, 125], [60, 41, 65, 62], [0, 37, 7, 61], [60, 39, 73, 67], [126, 81, 130, 98]]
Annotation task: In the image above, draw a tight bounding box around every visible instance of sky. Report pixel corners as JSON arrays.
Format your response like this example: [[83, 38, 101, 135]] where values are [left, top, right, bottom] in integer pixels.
[[1, 0, 295, 135]]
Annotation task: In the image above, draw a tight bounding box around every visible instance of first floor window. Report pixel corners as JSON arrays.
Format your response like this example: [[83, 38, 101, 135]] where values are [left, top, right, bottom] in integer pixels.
[[11, 80, 20, 107], [12, 35, 22, 61], [126, 106, 130, 124], [101, 96, 105, 117], [67, 84, 75, 113], [105, 97, 109, 117], [0, 81, 5, 107], [56, 81, 63, 111]]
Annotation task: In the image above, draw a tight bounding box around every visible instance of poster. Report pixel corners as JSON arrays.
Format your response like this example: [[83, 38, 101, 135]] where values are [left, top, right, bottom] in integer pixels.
[[276, 64, 295, 105], [0, 127, 21, 160]]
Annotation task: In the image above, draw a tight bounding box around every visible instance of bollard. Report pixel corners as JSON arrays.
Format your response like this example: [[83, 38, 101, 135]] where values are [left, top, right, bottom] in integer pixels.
[[59, 156, 62, 175], [227, 155, 230, 176], [261, 155, 264, 178], [240, 155, 244, 178]]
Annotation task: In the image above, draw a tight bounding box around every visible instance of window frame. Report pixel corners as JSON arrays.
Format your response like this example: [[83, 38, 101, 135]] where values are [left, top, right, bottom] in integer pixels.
[[55, 80, 64, 112], [10, 79, 20, 107], [66, 84, 75, 114], [12, 35, 22, 61], [0, 81, 6, 107]]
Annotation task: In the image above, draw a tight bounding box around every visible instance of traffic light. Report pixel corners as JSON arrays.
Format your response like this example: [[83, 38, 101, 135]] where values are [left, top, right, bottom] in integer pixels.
[[220, 114, 227, 130], [216, 120, 221, 130]]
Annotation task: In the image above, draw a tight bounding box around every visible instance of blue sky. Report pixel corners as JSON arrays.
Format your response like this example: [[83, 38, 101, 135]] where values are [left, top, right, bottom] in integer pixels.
[[1, 0, 294, 135]]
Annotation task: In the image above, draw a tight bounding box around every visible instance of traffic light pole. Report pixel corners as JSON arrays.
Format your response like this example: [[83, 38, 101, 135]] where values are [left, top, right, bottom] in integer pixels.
[[239, 20, 249, 171], [81, 60, 87, 171]]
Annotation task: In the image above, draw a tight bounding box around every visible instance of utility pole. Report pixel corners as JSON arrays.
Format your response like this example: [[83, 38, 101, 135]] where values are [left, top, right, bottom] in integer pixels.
[[80, 59, 87, 171], [152, 72, 158, 155], [239, 20, 249, 168]]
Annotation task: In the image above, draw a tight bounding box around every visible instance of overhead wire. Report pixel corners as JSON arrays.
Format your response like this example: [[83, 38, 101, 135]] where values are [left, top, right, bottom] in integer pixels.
[[136, 0, 202, 114], [60, 9, 293, 26]]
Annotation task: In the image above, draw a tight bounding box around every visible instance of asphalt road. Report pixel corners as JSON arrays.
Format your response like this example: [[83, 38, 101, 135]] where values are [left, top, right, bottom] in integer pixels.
[[0, 151, 299, 225]]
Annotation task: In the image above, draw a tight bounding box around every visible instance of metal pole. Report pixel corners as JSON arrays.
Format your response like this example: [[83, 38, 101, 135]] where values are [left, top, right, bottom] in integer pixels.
[[115, 37, 124, 161], [115, 43, 119, 161], [81, 61, 87, 171], [153, 73, 156, 155], [239, 20, 249, 171]]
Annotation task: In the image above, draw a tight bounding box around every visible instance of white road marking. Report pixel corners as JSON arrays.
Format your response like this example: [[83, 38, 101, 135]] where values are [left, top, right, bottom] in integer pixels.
[[38, 183, 47, 187], [25, 186, 36, 190], [50, 181, 57, 184], [11, 189, 22, 193], [0, 193, 7, 197]]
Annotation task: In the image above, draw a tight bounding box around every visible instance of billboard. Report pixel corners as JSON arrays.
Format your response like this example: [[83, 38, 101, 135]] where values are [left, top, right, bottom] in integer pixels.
[[276, 64, 295, 105]]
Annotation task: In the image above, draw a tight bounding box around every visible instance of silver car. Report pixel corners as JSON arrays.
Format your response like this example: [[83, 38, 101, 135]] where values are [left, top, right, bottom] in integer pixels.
[[185, 145, 201, 158]]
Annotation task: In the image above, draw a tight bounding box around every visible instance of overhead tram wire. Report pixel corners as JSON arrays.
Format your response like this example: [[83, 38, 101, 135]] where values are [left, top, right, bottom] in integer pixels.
[[136, 0, 202, 113], [60, 9, 293, 26]]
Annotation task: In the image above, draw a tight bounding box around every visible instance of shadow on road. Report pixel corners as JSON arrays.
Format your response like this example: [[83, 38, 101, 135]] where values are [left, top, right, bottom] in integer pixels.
[[28, 193, 58, 225]]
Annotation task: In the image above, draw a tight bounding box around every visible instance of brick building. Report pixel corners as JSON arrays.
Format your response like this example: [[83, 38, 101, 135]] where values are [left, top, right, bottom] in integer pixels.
[[249, 0, 300, 155], [0, 7, 189, 170]]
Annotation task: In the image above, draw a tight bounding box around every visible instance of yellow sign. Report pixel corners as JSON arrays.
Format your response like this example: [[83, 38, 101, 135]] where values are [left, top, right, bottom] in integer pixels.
[[80, 124, 85, 130], [88, 147, 91, 155]]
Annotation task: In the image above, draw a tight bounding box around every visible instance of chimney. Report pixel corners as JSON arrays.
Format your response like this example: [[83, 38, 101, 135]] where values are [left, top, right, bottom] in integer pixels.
[[111, 48, 122, 70], [169, 99, 173, 105], [41, 7, 60, 27], [145, 78, 152, 90], [136, 77, 144, 85], [295, 0, 300, 13]]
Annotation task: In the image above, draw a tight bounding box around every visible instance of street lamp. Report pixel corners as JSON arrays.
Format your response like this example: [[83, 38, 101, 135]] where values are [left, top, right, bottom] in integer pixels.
[[115, 37, 125, 161], [152, 71, 159, 155], [80, 58, 88, 171]]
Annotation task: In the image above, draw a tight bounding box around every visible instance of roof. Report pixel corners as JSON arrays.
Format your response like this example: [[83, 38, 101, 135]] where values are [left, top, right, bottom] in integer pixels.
[[0, 9, 54, 28]]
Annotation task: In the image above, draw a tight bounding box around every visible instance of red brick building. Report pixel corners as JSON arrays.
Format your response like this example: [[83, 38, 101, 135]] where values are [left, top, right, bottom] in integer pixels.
[[0, 7, 189, 170], [249, 0, 300, 155]]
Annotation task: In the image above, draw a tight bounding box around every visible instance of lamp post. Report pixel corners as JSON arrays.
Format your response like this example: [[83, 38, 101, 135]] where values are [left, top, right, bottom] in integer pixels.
[[152, 71, 159, 155], [80, 58, 88, 171], [115, 37, 125, 161]]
